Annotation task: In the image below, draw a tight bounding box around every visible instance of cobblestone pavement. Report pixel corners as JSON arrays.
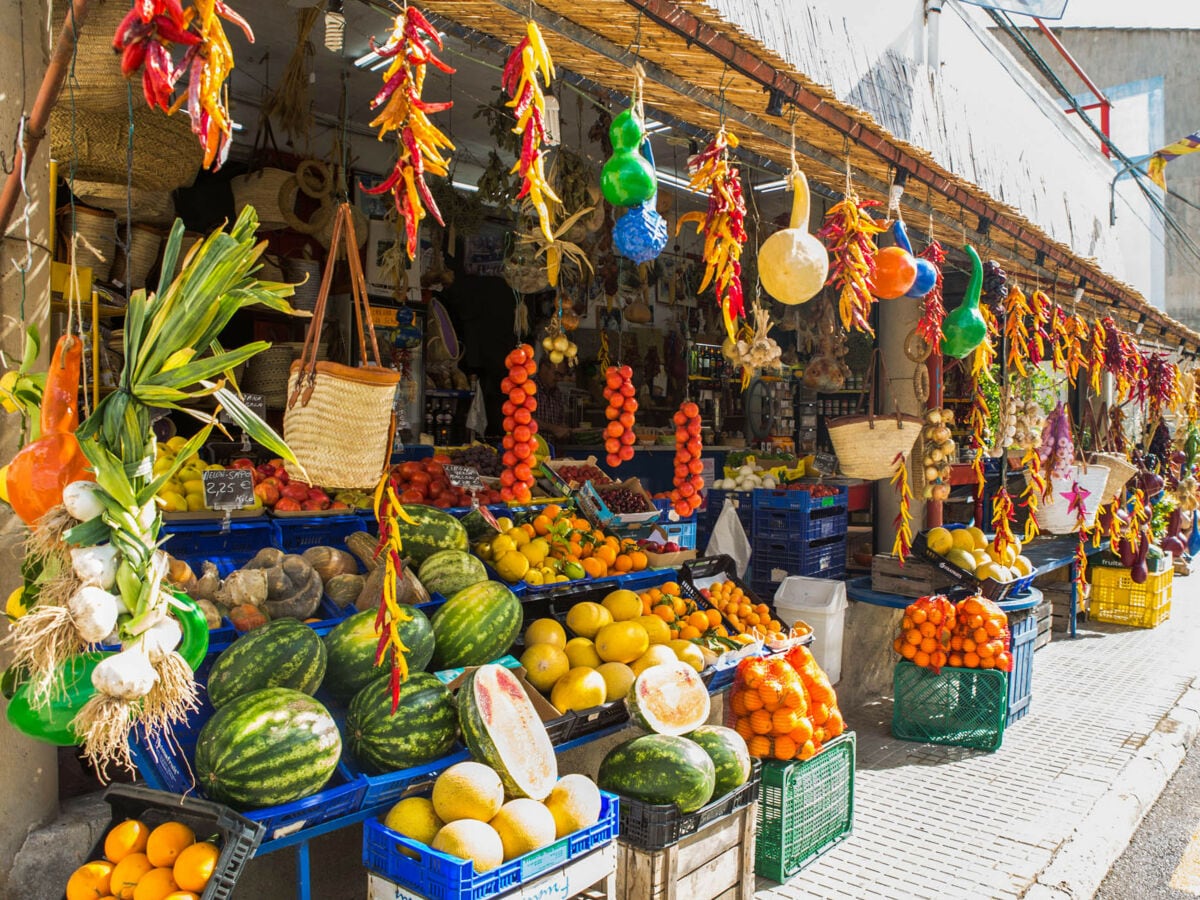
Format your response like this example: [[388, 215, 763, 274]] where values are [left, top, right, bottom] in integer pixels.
[[756, 580, 1200, 900]]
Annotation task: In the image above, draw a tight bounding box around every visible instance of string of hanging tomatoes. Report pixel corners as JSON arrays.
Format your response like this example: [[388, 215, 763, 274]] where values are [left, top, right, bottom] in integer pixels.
[[668, 402, 704, 519], [501, 345, 539, 503], [602, 366, 637, 469]]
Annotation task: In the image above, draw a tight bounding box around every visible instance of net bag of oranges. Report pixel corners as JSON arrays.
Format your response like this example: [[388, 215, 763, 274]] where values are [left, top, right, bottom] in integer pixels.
[[893, 593, 1012, 673], [728, 648, 845, 762], [892, 594, 957, 672]]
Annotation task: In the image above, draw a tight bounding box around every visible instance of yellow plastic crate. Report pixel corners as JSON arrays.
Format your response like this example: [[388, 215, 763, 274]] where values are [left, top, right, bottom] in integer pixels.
[[1089, 565, 1172, 628]]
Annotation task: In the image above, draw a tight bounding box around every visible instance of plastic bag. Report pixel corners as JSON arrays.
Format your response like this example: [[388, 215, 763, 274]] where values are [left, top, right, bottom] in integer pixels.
[[705, 499, 752, 578], [785, 645, 846, 751], [948, 595, 1012, 672], [466, 379, 488, 437]]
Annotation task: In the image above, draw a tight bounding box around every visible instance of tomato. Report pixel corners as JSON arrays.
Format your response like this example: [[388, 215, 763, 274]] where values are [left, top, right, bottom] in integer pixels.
[[508, 345, 528, 367], [499, 469, 515, 486], [502, 451, 517, 467], [605, 438, 620, 454], [618, 365, 633, 380], [606, 453, 621, 467], [623, 397, 638, 413], [431, 454, 452, 465], [513, 442, 532, 460], [433, 496, 453, 508], [407, 471, 431, 487], [513, 425, 532, 443], [525, 396, 537, 414], [501, 377, 514, 394], [514, 407, 532, 426], [514, 463, 532, 482], [687, 439, 702, 456], [618, 444, 634, 461], [502, 401, 515, 417], [620, 381, 636, 398], [400, 488, 426, 503], [429, 479, 450, 496], [509, 366, 528, 385], [509, 388, 528, 406], [398, 461, 423, 480], [620, 430, 637, 446], [605, 406, 620, 421], [502, 434, 514, 450], [502, 417, 515, 433], [423, 461, 445, 479]]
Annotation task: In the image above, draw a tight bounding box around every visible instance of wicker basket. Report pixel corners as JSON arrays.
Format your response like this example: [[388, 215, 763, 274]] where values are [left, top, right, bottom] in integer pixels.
[[1031, 464, 1110, 534], [71, 180, 175, 226], [52, 0, 132, 113], [243, 345, 296, 408], [59, 204, 117, 282], [110, 223, 163, 290], [1091, 452, 1137, 507], [50, 105, 202, 192], [282, 258, 323, 312], [231, 168, 293, 231], [827, 412, 921, 481]]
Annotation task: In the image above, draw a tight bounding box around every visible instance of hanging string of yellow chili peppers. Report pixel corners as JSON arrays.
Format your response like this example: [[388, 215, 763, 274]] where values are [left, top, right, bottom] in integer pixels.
[[970, 301, 998, 383], [177, 0, 252, 169], [503, 22, 559, 243], [990, 488, 1016, 563], [1002, 285, 1033, 377], [1067, 314, 1089, 386], [364, 6, 455, 261], [1087, 318, 1107, 395], [968, 379, 990, 492], [1020, 445, 1044, 543], [677, 128, 748, 344], [373, 472, 419, 713], [1028, 289, 1052, 366], [890, 451, 913, 564], [817, 190, 883, 335]]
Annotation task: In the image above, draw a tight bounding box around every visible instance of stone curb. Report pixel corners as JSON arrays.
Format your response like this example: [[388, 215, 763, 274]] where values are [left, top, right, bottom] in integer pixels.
[[1022, 675, 1200, 899]]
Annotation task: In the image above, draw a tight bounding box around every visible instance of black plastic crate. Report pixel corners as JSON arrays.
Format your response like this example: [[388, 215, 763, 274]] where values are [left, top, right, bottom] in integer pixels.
[[66, 784, 264, 900], [617, 758, 761, 851]]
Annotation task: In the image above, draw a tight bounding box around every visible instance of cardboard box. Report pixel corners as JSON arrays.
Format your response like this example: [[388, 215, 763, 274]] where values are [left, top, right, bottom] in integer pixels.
[[577, 478, 660, 529]]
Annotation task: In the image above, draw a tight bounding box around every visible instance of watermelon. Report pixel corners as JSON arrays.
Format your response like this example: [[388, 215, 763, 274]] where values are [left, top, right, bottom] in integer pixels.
[[194, 687, 341, 809], [597, 734, 716, 813], [393, 505, 469, 564], [206, 619, 327, 709], [459, 664, 557, 800], [431, 581, 521, 669], [459, 507, 500, 542], [346, 671, 459, 774], [687, 725, 752, 798], [323, 607, 435, 701], [418, 549, 487, 598], [626, 660, 711, 736]]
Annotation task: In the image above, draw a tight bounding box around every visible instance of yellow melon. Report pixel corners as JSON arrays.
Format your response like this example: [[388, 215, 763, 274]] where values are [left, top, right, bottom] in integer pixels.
[[550, 667, 607, 713], [543, 774, 602, 839], [594, 621, 650, 664], [950, 529, 976, 553], [520, 644, 571, 693], [524, 618, 566, 649], [563, 637, 602, 669], [925, 526, 953, 555], [601, 589, 642, 622], [594, 662, 635, 702], [432, 820, 504, 873], [384, 797, 444, 855], [565, 602, 612, 639], [666, 640, 706, 673], [635, 615, 671, 645], [629, 645, 677, 677], [432, 762, 505, 824], [489, 799, 557, 861]]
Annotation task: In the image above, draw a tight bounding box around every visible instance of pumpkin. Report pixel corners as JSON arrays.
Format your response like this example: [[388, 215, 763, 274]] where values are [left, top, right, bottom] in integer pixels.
[[870, 221, 918, 299], [895, 220, 937, 298], [941, 245, 988, 358], [758, 170, 828, 305]]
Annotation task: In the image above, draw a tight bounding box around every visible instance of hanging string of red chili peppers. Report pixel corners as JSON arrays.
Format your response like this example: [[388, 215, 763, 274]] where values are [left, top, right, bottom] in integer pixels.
[[1064, 479, 1091, 602], [503, 22, 559, 242], [817, 187, 883, 335], [990, 488, 1016, 563], [1028, 289, 1052, 366], [1144, 352, 1182, 421], [1087, 318, 1108, 395], [363, 6, 455, 260], [1002, 284, 1033, 377], [915, 240, 947, 347], [890, 451, 913, 564], [968, 380, 990, 492]]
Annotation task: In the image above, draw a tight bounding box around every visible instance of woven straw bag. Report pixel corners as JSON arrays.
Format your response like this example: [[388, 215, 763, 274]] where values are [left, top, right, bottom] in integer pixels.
[[231, 168, 293, 231], [71, 180, 175, 225], [1091, 452, 1137, 507], [284, 203, 400, 489], [58, 204, 117, 282], [53, 0, 132, 112], [826, 350, 921, 480], [50, 105, 202, 192], [1031, 464, 1110, 533]]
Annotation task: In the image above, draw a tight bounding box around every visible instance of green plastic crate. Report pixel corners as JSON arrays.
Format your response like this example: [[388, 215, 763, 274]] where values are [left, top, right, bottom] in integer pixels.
[[755, 732, 856, 882], [891, 661, 1008, 751]]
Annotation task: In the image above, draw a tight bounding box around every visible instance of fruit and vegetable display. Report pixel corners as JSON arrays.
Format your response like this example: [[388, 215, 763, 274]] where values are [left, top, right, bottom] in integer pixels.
[[388, 456, 504, 508], [728, 646, 845, 761], [893, 593, 1013, 673], [547, 461, 612, 488], [602, 365, 638, 468], [500, 345, 540, 503], [153, 439, 260, 514], [668, 401, 706, 518], [921, 525, 1032, 584], [698, 578, 788, 638], [227, 457, 348, 514], [66, 817, 220, 900]]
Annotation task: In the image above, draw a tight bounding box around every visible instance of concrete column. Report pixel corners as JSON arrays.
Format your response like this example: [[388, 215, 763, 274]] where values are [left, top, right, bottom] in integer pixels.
[[0, 0, 59, 893]]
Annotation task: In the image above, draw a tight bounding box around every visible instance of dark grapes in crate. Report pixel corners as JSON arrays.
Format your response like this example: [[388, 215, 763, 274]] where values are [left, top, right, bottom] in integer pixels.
[[599, 486, 651, 514], [448, 444, 502, 477], [553, 464, 613, 487]]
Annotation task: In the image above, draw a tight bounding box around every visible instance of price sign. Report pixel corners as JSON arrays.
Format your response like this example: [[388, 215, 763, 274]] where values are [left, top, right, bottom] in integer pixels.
[[444, 464, 483, 491], [811, 452, 839, 477], [202, 469, 255, 510], [220, 393, 266, 425]]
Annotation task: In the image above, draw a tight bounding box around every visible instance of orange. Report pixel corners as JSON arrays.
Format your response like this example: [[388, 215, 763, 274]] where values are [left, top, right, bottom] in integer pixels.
[[826, 709, 845, 737], [749, 709, 773, 734], [532, 514, 551, 535], [594, 544, 616, 567], [772, 708, 799, 735], [904, 629, 922, 647], [729, 690, 748, 716], [734, 717, 754, 741], [963, 651, 980, 668], [110, 853, 154, 899], [797, 740, 818, 760], [810, 703, 830, 725], [613, 554, 633, 573], [66, 860, 114, 900], [671, 596, 687, 617], [133, 867, 179, 900], [660, 581, 681, 596], [704, 608, 722, 628], [162, 894, 199, 900], [145, 823, 195, 868], [758, 680, 783, 707], [742, 690, 763, 711], [678, 625, 701, 640], [104, 820, 150, 863], [172, 842, 219, 893], [913, 650, 931, 668], [772, 735, 797, 760], [909, 607, 927, 625], [542, 503, 561, 520], [748, 735, 772, 758], [686, 611, 709, 631], [580, 557, 605, 579], [789, 718, 815, 745], [918, 637, 936, 654], [918, 622, 936, 639], [652, 605, 675, 624], [782, 683, 806, 709], [948, 652, 964, 667], [628, 551, 648, 571]]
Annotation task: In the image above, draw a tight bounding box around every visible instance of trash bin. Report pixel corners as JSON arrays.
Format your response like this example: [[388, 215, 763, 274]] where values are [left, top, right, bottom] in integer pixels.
[[773, 577, 849, 684]]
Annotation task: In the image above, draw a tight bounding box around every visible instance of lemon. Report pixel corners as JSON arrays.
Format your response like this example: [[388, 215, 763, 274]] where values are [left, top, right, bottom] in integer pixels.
[[564, 637, 602, 669], [966, 526, 987, 550], [490, 535, 516, 558], [525, 618, 567, 649], [666, 640, 706, 673], [550, 667, 608, 713], [524, 571, 544, 586], [594, 621, 650, 664], [925, 526, 953, 555], [158, 490, 188, 513], [629, 644, 677, 676], [555, 574, 570, 583], [508, 528, 530, 548], [950, 529, 976, 553], [494, 517, 515, 533], [521, 538, 550, 567], [635, 615, 671, 645], [601, 589, 641, 622], [594, 662, 635, 702], [565, 602, 612, 638], [495, 550, 530, 583], [519, 644, 571, 693], [165, 436, 188, 453]]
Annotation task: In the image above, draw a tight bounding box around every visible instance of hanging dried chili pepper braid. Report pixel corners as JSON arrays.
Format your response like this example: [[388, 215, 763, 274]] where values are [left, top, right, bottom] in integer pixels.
[[970, 301, 998, 383], [1066, 314, 1089, 386], [676, 128, 748, 343], [1050, 307, 1069, 373], [1002, 284, 1033, 377], [817, 194, 883, 334], [890, 451, 913, 564], [1088, 318, 1109, 395], [1020, 445, 1044, 542], [915, 240, 947, 347], [112, 0, 199, 112], [1063, 480, 1091, 603], [990, 488, 1016, 562], [502, 21, 559, 242], [1028, 289, 1051, 366], [363, 5, 455, 261], [968, 378, 990, 491], [373, 472, 418, 714]]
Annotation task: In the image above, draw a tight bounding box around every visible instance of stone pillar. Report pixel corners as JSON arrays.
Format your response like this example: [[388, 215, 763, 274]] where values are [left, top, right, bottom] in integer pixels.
[[0, 1, 59, 894]]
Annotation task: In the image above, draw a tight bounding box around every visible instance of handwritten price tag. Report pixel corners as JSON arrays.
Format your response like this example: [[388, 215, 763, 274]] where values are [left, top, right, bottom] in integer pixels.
[[219, 393, 266, 425], [444, 464, 483, 490], [202, 469, 255, 510], [811, 452, 839, 477]]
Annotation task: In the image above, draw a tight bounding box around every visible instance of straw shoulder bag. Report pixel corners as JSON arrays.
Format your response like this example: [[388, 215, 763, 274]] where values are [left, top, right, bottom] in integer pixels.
[[826, 349, 921, 481], [284, 202, 400, 489]]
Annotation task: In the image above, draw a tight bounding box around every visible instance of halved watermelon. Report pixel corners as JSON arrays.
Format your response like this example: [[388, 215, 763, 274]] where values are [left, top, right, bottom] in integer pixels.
[[459, 664, 558, 800], [626, 660, 711, 736]]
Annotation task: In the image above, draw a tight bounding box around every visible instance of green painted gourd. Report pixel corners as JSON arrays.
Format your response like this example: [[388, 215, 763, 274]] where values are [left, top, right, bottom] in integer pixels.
[[758, 170, 828, 305], [941, 245, 988, 358], [600, 108, 656, 208]]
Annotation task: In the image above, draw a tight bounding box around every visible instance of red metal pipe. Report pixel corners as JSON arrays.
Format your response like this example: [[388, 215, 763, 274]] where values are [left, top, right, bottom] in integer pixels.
[[1033, 17, 1112, 156], [0, 0, 92, 238]]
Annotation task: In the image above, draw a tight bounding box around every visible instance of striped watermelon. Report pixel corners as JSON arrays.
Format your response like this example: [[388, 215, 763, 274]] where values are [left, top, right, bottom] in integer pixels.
[[431, 581, 522, 669], [418, 549, 487, 598], [687, 725, 752, 798], [598, 734, 715, 813], [194, 688, 341, 809], [323, 607, 434, 702], [392, 505, 469, 565], [459, 664, 557, 800], [345, 671, 459, 774], [206, 618, 327, 709]]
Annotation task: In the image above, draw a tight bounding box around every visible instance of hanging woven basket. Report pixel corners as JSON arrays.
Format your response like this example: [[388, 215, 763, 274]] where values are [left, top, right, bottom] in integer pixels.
[[70, 180, 176, 226], [52, 0, 133, 113], [1030, 465, 1110, 534], [50, 105, 202, 192]]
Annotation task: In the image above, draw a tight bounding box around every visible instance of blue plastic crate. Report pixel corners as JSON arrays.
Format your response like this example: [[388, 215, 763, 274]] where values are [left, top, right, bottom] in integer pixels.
[[362, 792, 620, 900], [392, 445, 435, 462], [704, 489, 754, 524], [271, 513, 372, 560], [753, 536, 846, 577], [160, 518, 276, 577], [1006, 609, 1037, 725], [658, 518, 698, 550], [752, 485, 849, 514], [754, 507, 848, 543]]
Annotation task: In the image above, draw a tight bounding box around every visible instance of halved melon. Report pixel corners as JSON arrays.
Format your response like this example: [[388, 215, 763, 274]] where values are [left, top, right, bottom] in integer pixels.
[[459, 664, 558, 800], [626, 660, 711, 736]]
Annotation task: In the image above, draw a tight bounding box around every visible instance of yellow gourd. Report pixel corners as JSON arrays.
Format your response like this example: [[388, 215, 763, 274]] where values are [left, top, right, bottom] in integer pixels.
[[758, 170, 828, 305]]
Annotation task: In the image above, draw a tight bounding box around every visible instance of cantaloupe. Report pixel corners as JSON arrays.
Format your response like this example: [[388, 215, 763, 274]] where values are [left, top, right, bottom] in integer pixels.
[[489, 799, 557, 861], [384, 797, 444, 855], [432, 820, 504, 873], [431, 762, 505, 823], [543, 775, 602, 839]]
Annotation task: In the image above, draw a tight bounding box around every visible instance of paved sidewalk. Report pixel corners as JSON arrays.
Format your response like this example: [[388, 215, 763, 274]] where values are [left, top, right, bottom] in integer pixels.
[[757, 580, 1200, 900]]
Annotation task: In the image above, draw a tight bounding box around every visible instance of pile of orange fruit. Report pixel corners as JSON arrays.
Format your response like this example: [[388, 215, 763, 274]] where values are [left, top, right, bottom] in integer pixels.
[[66, 818, 219, 900], [893, 593, 1012, 673], [729, 647, 845, 762], [636, 580, 730, 642], [524, 503, 649, 579], [699, 579, 787, 637], [500, 344, 539, 503]]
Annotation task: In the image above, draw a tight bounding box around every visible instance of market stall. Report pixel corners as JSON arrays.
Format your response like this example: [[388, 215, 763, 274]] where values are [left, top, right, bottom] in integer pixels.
[[4, 0, 1200, 897]]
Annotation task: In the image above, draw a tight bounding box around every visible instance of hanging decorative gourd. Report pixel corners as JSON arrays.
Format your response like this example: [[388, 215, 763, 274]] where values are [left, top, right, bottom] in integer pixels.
[[600, 71, 657, 210], [613, 140, 668, 264], [896, 221, 937, 298], [940, 245, 988, 358], [758, 166, 828, 305], [871, 221, 918, 300]]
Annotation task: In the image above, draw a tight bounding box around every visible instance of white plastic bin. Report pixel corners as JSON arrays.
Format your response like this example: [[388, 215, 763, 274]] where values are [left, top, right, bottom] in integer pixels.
[[773, 576, 849, 684]]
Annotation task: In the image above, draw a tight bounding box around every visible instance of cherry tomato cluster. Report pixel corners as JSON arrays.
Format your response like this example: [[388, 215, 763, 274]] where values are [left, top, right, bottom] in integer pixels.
[[602, 365, 638, 468], [669, 401, 705, 517], [500, 344, 539, 503]]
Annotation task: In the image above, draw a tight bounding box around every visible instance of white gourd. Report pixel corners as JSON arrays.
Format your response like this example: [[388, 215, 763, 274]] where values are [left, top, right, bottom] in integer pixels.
[[758, 170, 828, 305]]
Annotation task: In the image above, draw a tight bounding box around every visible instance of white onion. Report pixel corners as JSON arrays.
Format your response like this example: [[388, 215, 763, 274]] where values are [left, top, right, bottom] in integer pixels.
[[68, 586, 121, 643], [71, 545, 119, 590], [91, 648, 157, 700], [133, 616, 182, 662], [62, 481, 105, 521]]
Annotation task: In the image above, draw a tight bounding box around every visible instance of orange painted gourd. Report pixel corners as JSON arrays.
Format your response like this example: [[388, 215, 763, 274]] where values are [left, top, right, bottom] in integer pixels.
[[6, 334, 93, 525], [870, 222, 918, 300], [758, 170, 828, 305]]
